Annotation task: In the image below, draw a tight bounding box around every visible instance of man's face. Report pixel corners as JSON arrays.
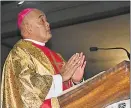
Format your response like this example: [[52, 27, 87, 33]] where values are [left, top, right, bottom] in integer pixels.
[[25, 9, 52, 43]]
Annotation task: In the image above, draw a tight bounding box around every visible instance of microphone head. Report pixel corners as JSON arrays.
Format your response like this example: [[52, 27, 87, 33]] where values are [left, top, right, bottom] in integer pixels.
[[90, 47, 98, 51]]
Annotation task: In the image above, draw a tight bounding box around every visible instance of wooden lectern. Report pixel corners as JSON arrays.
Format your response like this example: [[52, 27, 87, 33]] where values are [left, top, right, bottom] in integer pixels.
[[58, 61, 130, 108]]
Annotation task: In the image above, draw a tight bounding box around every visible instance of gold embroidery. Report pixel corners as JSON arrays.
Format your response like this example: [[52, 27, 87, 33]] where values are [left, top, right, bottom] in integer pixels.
[[30, 73, 52, 100], [1, 39, 57, 108], [15, 39, 55, 75]]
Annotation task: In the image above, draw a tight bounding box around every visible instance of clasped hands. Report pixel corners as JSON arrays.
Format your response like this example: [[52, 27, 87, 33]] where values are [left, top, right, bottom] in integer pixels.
[[60, 52, 86, 83]]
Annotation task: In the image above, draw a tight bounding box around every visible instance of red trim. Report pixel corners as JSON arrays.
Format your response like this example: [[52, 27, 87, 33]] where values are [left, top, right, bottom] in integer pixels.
[[40, 99, 51, 108]]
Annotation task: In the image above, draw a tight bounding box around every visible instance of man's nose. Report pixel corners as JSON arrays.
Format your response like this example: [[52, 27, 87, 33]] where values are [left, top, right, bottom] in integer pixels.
[[46, 22, 50, 28], [46, 22, 50, 27]]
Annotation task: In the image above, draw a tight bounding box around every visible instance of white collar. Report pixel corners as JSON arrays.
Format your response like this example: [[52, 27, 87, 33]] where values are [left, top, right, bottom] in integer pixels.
[[24, 39, 45, 46]]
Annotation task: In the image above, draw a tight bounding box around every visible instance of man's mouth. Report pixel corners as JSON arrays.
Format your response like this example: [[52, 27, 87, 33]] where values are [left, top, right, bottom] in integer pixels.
[[47, 30, 51, 34]]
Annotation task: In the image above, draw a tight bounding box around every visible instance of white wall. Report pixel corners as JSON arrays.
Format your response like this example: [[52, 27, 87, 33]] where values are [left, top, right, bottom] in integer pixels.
[[50, 14, 130, 79]]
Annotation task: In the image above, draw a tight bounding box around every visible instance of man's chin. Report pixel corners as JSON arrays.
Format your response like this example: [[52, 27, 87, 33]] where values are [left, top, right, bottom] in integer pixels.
[[49, 34, 52, 39], [45, 34, 52, 42]]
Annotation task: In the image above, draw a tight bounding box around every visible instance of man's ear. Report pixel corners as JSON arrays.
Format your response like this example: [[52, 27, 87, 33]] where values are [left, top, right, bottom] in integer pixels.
[[25, 22, 32, 34]]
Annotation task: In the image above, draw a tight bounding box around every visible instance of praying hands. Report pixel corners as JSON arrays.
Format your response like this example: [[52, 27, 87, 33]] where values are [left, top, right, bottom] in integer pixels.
[[60, 52, 86, 83]]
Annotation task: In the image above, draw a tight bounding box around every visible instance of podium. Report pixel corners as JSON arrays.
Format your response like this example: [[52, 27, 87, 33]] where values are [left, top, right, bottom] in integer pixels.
[[58, 61, 130, 108]]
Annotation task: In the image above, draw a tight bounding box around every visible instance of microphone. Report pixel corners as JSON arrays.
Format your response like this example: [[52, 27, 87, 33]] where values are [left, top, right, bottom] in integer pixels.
[[90, 47, 130, 60]]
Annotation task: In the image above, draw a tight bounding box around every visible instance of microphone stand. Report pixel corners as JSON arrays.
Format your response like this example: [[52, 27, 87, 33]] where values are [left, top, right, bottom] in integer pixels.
[[90, 47, 130, 60]]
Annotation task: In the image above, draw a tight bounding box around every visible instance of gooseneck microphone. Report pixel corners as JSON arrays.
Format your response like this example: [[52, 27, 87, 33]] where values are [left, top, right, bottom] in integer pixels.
[[90, 47, 130, 60]]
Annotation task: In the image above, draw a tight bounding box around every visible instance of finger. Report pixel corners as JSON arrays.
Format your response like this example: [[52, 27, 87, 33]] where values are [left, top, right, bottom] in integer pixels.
[[68, 53, 80, 66], [80, 55, 85, 67], [74, 54, 84, 65], [68, 59, 82, 78], [70, 56, 82, 69], [67, 53, 83, 71], [67, 53, 79, 64], [76, 61, 86, 78], [70, 53, 80, 64], [62, 62, 66, 67], [65, 54, 78, 69], [66, 58, 81, 73], [79, 52, 83, 58], [81, 61, 87, 70], [68, 56, 82, 71], [67, 53, 77, 63], [71, 60, 82, 71], [75, 54, 85, 68]]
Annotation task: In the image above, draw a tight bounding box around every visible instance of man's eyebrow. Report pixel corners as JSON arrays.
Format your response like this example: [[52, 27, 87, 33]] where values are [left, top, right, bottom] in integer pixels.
[[38, 14, 44, 18]]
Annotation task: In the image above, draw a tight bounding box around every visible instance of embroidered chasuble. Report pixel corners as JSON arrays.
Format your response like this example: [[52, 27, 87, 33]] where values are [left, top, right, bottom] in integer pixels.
[[1, 40, 72, 108]]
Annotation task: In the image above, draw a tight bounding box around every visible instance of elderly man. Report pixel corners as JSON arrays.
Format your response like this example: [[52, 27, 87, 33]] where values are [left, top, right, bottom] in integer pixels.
[[1, 8, 86, 108]]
